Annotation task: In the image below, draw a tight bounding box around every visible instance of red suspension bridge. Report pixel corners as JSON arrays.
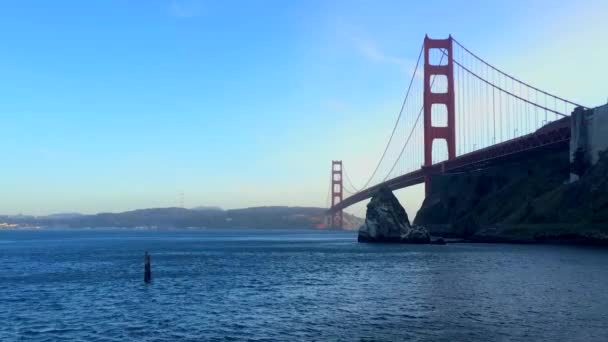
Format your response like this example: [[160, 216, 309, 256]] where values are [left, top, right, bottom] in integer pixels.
[[327, 35, 587, 229]]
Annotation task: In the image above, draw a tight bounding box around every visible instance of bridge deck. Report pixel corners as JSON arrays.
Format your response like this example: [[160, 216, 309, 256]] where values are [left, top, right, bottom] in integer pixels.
[[329, 117, 570, 213]]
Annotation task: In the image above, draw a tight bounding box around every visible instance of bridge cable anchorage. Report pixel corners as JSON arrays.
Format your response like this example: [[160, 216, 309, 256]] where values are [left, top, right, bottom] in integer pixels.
[[451, 37, 587, 109], [382, 52, 445, 181], [357, 42, 424, 191], [452, 59, 568, 117]]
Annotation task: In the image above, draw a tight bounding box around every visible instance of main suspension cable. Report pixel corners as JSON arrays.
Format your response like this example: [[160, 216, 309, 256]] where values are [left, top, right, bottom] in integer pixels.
[[382, 52, 446, 180], [453, 60, 567, 117], [357, 42, 424, 190], [451, 37, 586, 109], [342, 167, 361, 193]]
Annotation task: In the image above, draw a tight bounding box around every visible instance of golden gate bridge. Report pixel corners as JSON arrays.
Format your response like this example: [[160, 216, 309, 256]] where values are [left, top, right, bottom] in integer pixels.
[[327, 35, 587, 229]]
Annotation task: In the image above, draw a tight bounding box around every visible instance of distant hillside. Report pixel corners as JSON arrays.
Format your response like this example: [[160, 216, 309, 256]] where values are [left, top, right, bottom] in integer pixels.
[[4, 206, 363, 230], [191, 206, 223, 211], [46, 213, 85, 219]]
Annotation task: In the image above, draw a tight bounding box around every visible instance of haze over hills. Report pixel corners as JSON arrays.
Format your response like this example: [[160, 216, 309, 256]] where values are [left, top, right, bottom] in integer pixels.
[[191, 206, 223, 211], [0, 206, 363, 231]]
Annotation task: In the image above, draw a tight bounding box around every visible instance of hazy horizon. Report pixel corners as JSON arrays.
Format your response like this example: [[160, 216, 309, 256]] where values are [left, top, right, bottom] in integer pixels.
[[2, 0, 607, 218], [2, 204, 347, 217]]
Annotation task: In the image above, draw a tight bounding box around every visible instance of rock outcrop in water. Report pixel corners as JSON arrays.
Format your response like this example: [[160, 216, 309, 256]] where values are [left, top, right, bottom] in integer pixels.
[[358, 187, 430, 243]]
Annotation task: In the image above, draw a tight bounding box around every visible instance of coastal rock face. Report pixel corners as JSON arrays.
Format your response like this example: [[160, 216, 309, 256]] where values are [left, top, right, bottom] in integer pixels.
[[413, 147, 608, 245], [404, 225, 432, 243], [358, 187, 430, 243], [413, 149, 569, 238]]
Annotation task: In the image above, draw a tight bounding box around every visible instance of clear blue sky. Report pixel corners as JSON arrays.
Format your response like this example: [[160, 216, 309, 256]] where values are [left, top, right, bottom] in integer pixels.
[[1, 0, 606, 216]]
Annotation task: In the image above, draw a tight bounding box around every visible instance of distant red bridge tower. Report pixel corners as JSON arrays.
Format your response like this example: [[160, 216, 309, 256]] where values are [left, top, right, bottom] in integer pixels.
[[330, 160, 343, 229], [423, 35, 456, 195]]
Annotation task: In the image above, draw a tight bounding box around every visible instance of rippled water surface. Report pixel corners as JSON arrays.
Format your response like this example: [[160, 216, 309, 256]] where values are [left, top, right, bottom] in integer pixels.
[[1, 229, 607, 341]]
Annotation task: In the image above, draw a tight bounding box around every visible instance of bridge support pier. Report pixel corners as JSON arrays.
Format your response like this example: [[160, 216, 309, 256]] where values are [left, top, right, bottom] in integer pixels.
[[423, 168, 433, 197]]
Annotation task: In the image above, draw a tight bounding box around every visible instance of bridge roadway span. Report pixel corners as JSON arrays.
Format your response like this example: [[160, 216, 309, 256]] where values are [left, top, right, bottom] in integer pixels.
[[328, 117, 570, 214]]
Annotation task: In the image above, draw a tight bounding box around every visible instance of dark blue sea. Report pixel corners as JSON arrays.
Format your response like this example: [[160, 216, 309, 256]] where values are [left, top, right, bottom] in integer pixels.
[[1, 228, 607, 341]]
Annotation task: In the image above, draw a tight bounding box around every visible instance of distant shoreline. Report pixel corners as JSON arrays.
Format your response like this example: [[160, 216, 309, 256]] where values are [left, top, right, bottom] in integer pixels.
[[3, 226, 607, 247], [0, 206, 364, 231]]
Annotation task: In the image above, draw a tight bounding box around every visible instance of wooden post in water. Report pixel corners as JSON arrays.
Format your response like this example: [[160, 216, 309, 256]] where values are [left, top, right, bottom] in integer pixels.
[[144, 251, 152, 283]]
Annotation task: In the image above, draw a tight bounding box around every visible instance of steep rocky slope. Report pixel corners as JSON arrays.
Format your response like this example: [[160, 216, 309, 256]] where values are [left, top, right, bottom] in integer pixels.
[[414, 149, 608, 245]]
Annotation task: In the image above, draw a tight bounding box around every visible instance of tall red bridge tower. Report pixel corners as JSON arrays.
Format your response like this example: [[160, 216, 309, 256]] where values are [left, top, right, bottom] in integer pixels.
[[423, 35, 456, 195], [330, 160, 343, 229]]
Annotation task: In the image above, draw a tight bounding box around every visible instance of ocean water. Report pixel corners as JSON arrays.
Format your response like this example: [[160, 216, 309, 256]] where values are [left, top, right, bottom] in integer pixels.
[[0, 228, 607, 341]]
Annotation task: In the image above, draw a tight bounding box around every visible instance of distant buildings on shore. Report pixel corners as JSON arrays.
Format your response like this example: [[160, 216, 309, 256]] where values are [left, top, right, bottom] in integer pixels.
[[0, 222, 40, 229]]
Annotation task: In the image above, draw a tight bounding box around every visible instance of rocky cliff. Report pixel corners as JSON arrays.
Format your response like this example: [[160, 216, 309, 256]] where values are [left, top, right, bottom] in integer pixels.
[[414, 148, 608, 245], [358, 187, 430, 243]]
